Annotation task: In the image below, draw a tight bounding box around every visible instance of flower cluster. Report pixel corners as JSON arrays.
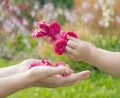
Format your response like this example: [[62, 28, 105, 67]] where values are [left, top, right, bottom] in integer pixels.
[[75, 0, 120, 29], [29, 59, 72, 77], [102, 0, 114, 28], [32, 20, 78, 55]]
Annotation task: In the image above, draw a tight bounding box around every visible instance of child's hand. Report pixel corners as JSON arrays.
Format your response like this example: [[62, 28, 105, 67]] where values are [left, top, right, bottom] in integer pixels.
[[65, 36, 95, 61]]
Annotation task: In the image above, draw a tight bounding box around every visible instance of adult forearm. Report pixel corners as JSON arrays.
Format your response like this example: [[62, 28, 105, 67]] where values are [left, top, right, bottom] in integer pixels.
[[0, 72, 30, 98], [87, 47, 120, 77], [0, 65, 18, 78]]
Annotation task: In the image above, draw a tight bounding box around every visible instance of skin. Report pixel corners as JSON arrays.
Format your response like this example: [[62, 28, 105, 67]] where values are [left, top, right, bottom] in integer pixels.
[[0, 59, 90, 98], [42, 35, 120, 77], [65, 35, 120, 77]]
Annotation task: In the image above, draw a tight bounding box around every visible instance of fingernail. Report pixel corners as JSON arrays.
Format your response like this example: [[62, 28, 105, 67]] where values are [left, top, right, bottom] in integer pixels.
[[71, 69, 73, 73]]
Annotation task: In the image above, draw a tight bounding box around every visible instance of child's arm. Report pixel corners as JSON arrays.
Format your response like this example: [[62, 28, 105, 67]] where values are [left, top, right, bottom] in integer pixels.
[[66, 36, 120, 77], [87, 47, 120, 77]]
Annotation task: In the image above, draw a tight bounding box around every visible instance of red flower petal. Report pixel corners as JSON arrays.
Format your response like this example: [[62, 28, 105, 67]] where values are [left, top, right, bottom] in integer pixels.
[[49, 20, 61, 35], [38, 21, 50, 33], [40, 60, 52, 66], [29, 63, 40, 69], [36, 30, 48, 37], [55, 61, 66, 67], [29, 60, 52, 69], [31, 30, 38, 38], [54, 39, 67, 55], [55, 61, 73, 77]]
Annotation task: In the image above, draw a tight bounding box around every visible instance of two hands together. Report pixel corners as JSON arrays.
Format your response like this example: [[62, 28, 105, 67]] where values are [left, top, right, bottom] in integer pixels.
[[2, 34, 120, 98], [42, 35, 120, 77]]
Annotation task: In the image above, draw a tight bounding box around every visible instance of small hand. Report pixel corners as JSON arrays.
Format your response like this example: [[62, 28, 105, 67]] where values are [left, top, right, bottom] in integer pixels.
[[65, 35, 94, 61]]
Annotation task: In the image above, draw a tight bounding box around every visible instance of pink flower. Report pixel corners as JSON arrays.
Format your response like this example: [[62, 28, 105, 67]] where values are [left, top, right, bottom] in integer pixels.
[[54, 38, 67, 55], [37, 21, 50, 33], [29, 60, 52, 69], [55, 61, 66, 67], [31, 30, 37, 38], [31, 20, 78, 55], [29, 63, 40, 69], [29, 59, 72, 77], [18, 3, 28, 11], [52, 31, 78, 55], [48, 33, 58, 42], [31, 29, 48, 38], [4, 0, 9, 4], [55, 61, 72, 77], [49, 20, 61, 35], [40, 60, 52, 66], [37, 30, 48, 37]]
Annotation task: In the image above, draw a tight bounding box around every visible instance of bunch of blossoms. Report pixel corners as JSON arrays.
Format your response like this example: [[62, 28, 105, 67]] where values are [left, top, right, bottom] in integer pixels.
[[29, 59, 73, 77], [1, 0, 40, 33], [41, 2, 77, 24], [32, 20, 78, 55], [101, 0, 115, 28]]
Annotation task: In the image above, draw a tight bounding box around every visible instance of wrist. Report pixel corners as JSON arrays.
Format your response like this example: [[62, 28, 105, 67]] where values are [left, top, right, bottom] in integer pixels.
[[0, 72, 31, 97], [84, 44, 97, 63], [23, 70, 39, 87], [85, 44, 101, 67], [20, 71, 34, 88], [11, 72, 31, 90]]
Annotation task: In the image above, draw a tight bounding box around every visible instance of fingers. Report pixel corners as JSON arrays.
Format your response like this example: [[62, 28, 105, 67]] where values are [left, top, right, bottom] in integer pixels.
[[64, 71, 90, 86], [46, 67, 72, 77], [67, 40, 78, 49], [65, 52, 76, 61], [31, 66, 72, 78], [65, 46, 78, 60], [67, 35, 78, 42], [30, 66, 90, 88], [60, 70, 90, 84], [22, 59, 41, 65], [39, 70, 91, 88], [66, 46, 76, 54]]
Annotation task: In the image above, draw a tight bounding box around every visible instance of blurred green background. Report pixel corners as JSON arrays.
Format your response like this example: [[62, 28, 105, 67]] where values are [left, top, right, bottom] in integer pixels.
[[1, 0, 120, 98]]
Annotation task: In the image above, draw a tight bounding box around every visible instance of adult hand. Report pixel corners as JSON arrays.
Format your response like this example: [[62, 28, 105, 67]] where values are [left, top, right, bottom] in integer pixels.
[[0, 59, 90, 97], [18, 59, 90, 88], [26, 65, 90, 88]]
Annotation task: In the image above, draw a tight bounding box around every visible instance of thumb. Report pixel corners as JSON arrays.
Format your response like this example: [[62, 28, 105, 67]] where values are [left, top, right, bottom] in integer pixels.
[[46, 67, 72, 77], [67, 35, 77, 41]]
